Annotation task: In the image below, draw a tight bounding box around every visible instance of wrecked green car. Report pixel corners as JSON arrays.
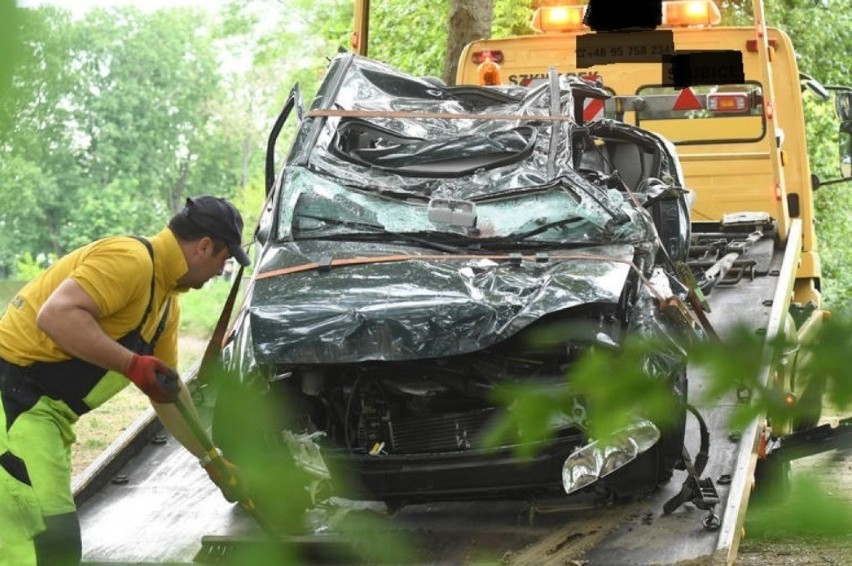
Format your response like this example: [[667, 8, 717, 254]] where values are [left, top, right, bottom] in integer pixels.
[[213, 54, 695, 507]]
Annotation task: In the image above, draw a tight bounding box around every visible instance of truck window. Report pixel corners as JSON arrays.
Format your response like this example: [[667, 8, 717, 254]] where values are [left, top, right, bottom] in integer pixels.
[[635, 82, 765, 145]]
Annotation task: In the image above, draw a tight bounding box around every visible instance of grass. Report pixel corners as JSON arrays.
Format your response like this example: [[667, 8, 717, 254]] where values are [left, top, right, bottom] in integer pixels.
[[179, 276, 242, 334]]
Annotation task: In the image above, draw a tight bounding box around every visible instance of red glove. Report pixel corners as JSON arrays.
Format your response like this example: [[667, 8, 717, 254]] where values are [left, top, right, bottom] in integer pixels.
[[202, 451, 250, 504], [123, 354, 180, 403]]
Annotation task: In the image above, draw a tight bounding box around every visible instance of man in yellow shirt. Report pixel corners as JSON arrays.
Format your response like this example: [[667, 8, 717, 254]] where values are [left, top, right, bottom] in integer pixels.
[[0, 195, 250, 565]]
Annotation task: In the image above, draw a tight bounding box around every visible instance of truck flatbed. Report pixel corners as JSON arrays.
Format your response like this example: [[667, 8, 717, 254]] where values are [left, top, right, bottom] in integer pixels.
[[77, 225, 795, 566]]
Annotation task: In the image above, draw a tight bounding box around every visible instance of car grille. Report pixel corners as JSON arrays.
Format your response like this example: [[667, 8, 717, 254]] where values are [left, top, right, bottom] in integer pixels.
[[362, 408, 497, 454]]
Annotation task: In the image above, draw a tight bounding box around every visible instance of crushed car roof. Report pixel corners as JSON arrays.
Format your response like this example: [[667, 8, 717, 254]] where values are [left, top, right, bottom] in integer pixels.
[[229, 54, 682, 367]]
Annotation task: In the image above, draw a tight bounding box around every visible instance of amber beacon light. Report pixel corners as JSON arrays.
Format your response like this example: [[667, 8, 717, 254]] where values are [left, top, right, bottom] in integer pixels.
[[532, 1, 721, 33]]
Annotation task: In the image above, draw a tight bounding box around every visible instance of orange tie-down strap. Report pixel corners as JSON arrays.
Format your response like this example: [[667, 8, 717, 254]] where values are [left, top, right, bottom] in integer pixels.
[[253, 252, 664, 301], [306, 109, 575, 122]]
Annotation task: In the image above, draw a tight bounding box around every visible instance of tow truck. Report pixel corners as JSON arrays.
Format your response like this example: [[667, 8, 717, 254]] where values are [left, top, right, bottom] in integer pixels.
[[77, 1, 852, 564]]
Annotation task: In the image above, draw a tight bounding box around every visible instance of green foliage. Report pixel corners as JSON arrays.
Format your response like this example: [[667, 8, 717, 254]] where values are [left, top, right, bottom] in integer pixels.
[[0, 154, 60, 273], [746, 473, 852, 539], [482, 381, 575, 458], [797, 315, 852, 409], [232, 178, 267, 255], [0, 0, 20, 133], [493, 0, 535, 37], [14, 252, 55, 281], [3, 5, 245, 275], [482, 329, 688, 459], [367, 2, 449, 77], [487, 315, 851, 455], [179, 277, 235, 336]]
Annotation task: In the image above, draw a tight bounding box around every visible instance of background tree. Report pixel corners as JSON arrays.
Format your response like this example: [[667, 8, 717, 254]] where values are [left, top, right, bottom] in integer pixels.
[[443, 0, 495, 85], [1, 5, 243, 265], [493, 0, 536, 36], [0, 7, 77, 269]]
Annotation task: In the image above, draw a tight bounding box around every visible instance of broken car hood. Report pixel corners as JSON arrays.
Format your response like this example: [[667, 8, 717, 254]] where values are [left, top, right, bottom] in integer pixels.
[[241, 242, 635, 365]]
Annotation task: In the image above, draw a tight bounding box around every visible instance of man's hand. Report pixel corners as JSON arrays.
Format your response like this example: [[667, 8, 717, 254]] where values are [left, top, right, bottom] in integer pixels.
[[123, 354, 180, 403], [203, 452, 250, 503]]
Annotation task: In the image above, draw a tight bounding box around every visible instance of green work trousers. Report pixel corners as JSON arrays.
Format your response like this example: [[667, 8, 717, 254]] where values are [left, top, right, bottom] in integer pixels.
[[0, 394, 79, 566]]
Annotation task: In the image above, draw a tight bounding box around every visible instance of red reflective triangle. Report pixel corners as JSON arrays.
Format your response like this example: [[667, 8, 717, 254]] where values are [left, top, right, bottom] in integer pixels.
[[673, 87, 703, 111]]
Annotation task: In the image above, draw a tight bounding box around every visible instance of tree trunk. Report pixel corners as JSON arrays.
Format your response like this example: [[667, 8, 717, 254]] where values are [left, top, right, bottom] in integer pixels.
[[443, 0, 494, 86]]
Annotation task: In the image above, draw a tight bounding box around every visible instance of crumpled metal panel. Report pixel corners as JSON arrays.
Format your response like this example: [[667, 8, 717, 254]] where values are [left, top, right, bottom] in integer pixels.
[[304, 58, 570, 200], [226, 55, 677, 371], [246, 244, 634, 365], [281, 55, 644, 229]]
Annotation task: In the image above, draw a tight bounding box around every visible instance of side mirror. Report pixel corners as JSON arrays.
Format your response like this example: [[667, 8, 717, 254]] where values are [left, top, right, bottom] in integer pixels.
[[835, 90, 852, 122], [800, 73, 830, 102], [840, 121, 852, 178]]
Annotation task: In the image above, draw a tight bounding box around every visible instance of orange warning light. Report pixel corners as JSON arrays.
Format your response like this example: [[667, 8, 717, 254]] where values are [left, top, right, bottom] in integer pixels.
[[663, 0, 721, 27], [478, 57, 502, 86], [532, 5, 588, 33]]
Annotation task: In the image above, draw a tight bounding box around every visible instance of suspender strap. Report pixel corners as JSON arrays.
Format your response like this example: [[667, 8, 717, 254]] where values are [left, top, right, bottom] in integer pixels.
[[128, 235, 156, 333]]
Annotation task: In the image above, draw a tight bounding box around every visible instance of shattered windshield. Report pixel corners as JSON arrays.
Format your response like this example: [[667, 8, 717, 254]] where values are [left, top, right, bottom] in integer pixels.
[[281, 167, 644, 247]]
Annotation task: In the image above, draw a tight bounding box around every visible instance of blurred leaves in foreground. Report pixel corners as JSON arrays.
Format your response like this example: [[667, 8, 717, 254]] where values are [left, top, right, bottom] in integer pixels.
[[199, 307, 852, 563], [746, 472, 852, 539], [485, 313, 852, 455], [201, 361, 416, 565]]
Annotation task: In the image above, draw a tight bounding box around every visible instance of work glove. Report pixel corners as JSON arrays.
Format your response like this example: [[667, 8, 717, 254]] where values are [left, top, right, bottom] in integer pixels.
[[202, 450, 250, 504], [123, 354, 180, 404]]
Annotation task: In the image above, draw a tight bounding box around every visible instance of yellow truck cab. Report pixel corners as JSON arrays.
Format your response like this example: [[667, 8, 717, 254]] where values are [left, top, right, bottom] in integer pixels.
[[456, 0, 850, 311]]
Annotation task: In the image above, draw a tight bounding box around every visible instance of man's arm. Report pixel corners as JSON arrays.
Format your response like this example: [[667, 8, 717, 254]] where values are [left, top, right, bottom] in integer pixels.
[[36, 278, 135, 373], [151, 386, 207, 458]]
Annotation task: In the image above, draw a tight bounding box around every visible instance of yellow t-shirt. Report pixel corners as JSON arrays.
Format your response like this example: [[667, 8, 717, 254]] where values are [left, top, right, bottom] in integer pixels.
[[0, 228, 185, 370]]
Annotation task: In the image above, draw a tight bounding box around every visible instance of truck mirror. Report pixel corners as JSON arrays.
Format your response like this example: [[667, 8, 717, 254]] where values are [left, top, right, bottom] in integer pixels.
[[799, 73, 830, 101], [841, 122, 852, 178], [836, 91, 852, 122]]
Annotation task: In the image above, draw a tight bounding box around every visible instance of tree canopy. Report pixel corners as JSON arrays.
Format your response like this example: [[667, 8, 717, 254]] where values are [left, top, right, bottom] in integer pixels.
[[0, 0, 850, 305]]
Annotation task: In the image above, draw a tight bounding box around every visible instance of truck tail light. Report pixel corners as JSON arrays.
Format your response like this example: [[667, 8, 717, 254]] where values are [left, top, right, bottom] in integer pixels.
[[706, 92, 750, 113], [662, 0, 721, 27], [532, 5, 588, 33]]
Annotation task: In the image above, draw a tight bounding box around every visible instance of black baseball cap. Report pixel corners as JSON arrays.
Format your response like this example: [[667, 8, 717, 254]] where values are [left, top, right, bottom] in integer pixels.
[[182, 195, 250, 266]]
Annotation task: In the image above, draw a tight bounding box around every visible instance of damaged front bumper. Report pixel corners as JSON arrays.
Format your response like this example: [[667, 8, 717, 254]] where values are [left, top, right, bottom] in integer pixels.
[[289, 420, 662, 504], [322, 433, 586, 502]]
